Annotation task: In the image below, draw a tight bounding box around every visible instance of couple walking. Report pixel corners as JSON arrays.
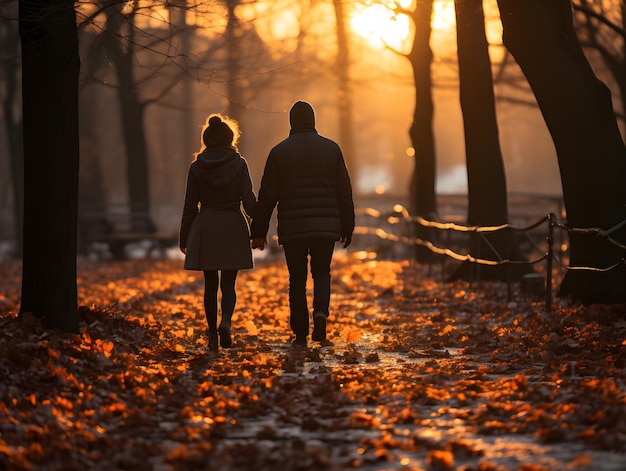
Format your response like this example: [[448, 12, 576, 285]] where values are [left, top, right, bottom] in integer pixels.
[[179, 101, 355, 351]]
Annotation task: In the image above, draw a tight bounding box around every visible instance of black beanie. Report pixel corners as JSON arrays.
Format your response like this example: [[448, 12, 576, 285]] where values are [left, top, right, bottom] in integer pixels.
[[289, 101, 316, 129]]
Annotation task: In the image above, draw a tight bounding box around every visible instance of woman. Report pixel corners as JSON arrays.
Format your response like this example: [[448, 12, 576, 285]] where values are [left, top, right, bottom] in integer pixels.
[[179, 114, 256, 351]]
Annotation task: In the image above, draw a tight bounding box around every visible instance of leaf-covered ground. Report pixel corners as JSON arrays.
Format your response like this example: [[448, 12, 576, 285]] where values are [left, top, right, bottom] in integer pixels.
[[1, 254, 625, 470]]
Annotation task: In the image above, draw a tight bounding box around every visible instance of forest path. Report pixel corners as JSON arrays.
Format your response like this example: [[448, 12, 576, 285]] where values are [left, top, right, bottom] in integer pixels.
[[1, 256, 625, 470]]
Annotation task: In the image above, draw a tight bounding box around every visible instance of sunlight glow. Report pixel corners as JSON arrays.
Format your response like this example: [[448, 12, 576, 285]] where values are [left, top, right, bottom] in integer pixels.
[[239, 2, 301, 42], [350, 4, 412, 52], [350, 0, 457, 53], [432, 0, 456, 31], [269, 9, 300, 40], [240, 1, 336, 57]]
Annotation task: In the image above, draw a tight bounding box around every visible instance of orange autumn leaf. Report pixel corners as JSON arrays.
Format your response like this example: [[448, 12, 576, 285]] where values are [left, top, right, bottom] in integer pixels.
[[426, 449, 454, 469], [570, 454, 593, 467], [342, 327, 361, 343], [245, 320, 258, 336]]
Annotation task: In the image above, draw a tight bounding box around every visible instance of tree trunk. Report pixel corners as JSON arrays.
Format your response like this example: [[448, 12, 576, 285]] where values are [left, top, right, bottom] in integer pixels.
[[121, 95, 154, 232], [78, 82, 109, 255], [333, 0, 356, 179], [225, 0, 245, 121], [19, 0, 80, 332], [103, 4, 155, 233], [77, 33, 111, 254], [407, 0, 438, 261], [450, 0, 532, 281], [170, 2, 196, 163], [498, 0, 626, 303], [1, 19, 23, 257]]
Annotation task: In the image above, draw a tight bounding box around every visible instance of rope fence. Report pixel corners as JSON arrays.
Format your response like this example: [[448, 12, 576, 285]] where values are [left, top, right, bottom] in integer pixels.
[[353, 205, 626, 311]]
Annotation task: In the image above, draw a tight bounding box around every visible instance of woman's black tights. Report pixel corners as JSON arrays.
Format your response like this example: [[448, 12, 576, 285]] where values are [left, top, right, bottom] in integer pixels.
[[203, 270, 238, 332]]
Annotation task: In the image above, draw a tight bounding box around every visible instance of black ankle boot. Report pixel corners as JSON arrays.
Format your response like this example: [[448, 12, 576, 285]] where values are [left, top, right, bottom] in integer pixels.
[[218, 324, 232, 348], [312, 312, 327, 342]]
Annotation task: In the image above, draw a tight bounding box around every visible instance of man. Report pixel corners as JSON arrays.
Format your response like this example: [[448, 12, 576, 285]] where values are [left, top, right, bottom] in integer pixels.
[[251, 100, 355, 346]]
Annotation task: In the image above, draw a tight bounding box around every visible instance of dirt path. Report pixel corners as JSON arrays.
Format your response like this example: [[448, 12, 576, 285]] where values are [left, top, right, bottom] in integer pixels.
[[1, 256, 625, 470]]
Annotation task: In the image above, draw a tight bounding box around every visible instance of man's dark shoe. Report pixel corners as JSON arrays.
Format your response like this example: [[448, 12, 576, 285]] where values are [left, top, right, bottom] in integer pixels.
[[312, 312, 327, 342], [208, 331, 219, 352], [291, 334, 307, 346]]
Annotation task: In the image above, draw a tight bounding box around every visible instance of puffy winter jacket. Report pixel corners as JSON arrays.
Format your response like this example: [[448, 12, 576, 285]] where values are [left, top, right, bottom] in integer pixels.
[[251, 103, 354, 245]]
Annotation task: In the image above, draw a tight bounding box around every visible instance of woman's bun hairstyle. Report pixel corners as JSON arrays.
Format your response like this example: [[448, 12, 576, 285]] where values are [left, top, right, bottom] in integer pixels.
[[194, 114, 241, 158], [202, 114, 235, 148]]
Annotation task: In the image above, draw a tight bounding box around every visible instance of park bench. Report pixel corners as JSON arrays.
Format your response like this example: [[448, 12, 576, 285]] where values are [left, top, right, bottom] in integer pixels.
[[78, 211, 178, 260]]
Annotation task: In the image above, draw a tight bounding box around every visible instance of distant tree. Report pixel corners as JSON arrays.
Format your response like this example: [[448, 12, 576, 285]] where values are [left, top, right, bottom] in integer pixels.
[[390, 0, 438, 262], [451, 0, 532, 281], [19, 0, 80, 332], [76, 38, 109, 252], [333, 0, 356, 175], [223, 0, 247, 120], [80, 0, 220, 232], [0, 8, 23, 257], [98, 0, 157, 232], [403, 0, 437, 222], [498, 0, 626, 303], [220, 0, 276, 141]]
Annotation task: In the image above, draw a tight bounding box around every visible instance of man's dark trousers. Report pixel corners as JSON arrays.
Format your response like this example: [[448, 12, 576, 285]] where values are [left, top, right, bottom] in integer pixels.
[[283, 238, 335, 336]]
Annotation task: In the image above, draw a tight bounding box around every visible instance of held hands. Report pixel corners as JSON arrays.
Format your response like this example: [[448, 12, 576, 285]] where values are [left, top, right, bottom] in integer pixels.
[[251, 237, 267, 250], [251, 236, 349, 250]]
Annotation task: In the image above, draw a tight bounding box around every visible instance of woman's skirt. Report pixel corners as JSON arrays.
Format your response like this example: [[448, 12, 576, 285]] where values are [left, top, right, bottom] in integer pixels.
[[184, 208, 253, 271]]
